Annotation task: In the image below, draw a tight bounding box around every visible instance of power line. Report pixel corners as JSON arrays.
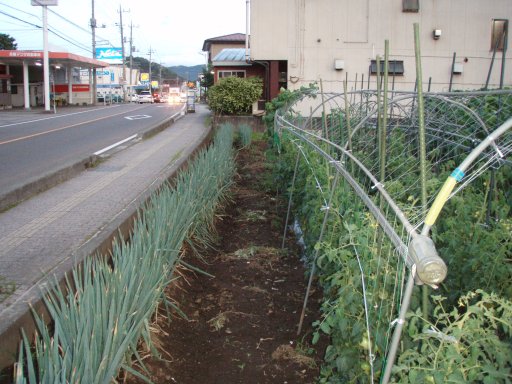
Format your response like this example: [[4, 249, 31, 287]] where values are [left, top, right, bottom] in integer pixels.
[[0, 10, 90, 53], [0, 9, 41, 29], [0, 5, 116, 55], [47, 7, 90, 34], [45, 6, 115, 48], [0, 2, 40, 20]]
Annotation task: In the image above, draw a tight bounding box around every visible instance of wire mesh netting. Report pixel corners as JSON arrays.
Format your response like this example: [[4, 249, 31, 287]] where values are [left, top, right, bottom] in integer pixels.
[[274, 88, 512, 383]]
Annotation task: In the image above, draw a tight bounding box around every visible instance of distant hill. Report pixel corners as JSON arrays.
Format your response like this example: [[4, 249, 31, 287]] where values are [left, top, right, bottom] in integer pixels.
[[168, 65, 205, 82]]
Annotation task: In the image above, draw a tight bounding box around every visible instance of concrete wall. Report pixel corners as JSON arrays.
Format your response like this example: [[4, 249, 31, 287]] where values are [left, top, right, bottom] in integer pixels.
[[213, 115, 266, 132], [250, 0, 512, 92]]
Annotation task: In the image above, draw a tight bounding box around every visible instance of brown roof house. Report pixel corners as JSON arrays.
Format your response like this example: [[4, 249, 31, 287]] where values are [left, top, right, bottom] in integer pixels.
[[202, 33, 247, 64], [202, 33, 283, 111]]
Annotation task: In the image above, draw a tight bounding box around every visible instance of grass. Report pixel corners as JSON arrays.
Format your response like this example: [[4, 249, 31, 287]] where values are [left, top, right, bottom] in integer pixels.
[[238, 209, 267, 222], [238, 124, 252, 148], [208, 312, 229, 331], [271, 344, 316, 368], [0, 277, 15, 303]]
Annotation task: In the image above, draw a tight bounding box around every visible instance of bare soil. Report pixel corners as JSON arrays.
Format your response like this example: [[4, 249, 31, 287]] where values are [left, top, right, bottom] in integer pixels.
[[125, 139, 325, 384]]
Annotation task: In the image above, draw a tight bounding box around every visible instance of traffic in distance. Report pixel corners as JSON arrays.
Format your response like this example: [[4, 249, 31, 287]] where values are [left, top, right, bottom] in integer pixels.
[[96, 84, 190, 105]]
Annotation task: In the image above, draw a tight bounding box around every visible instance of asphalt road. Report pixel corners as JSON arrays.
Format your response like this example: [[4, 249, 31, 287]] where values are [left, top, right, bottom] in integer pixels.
[[0, 102, 183, 196]]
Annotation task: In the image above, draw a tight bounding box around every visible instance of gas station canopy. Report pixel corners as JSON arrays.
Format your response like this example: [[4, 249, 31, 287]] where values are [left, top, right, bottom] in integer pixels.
[[0, 50, 109, 69]]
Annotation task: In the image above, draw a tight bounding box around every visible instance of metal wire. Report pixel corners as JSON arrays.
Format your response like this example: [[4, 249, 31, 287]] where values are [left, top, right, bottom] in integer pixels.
[[275, 88, 512, 382]]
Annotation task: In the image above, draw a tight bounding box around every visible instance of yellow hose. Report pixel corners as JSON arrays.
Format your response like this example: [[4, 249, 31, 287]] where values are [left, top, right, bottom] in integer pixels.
[[424, 176, 458, 226]]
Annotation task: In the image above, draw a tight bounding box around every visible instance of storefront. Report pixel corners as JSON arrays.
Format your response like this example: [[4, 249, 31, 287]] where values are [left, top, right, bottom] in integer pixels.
[[0, 50, 108, 109]]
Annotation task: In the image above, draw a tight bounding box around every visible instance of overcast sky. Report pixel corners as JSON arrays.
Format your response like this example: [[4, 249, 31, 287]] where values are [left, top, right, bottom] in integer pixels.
[[0, 0, 247, 66]]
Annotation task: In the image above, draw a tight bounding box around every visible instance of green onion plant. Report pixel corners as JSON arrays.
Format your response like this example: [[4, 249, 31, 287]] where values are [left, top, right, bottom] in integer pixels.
[[14, 124, 236, 383]]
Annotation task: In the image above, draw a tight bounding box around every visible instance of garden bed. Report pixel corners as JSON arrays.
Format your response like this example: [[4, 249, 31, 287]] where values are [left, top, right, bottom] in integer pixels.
[[125, 139, 325, 383]]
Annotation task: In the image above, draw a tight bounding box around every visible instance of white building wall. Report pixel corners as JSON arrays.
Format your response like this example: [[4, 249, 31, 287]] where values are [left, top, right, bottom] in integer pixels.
[[250, 0, 512, 92]]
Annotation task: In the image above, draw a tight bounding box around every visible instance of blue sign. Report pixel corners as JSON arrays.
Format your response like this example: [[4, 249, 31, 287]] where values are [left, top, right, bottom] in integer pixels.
[[95, 48, 122, 64]]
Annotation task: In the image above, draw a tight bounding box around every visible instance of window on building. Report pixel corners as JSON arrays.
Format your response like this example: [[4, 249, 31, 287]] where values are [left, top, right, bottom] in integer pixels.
[[402, 0, 419, 12], [11, 85, 18, 94], [370, 60, 405, 75], [491, 19, 508, 51], [218, 70, 246, 79]]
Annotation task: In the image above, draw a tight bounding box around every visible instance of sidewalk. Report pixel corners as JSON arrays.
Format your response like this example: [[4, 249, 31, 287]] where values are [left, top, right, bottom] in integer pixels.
[[0, 104, 212, 368]]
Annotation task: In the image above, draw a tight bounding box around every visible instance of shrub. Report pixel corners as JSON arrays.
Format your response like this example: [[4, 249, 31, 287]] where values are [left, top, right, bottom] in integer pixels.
[[207, 77, 262, 115]]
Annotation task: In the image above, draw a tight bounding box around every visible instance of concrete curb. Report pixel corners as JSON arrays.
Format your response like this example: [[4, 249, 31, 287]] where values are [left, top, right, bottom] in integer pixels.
[[0, 105, 186, 213], [0, 104, 207, 370]]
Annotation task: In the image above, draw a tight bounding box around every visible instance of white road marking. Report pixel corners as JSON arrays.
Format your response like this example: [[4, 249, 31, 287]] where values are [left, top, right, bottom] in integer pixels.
[[94, 134, 138, 156], [124, 115, 152, 120], [0, 105, 126, 128]]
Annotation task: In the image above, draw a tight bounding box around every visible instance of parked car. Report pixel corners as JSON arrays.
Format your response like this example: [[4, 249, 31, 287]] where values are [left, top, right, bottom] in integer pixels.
[[97, 93, 123, 103], [111, 94, 123, 103], [127, 93, 139, 102], [97, 92, 106, 102], [138, 91, 154, 104]]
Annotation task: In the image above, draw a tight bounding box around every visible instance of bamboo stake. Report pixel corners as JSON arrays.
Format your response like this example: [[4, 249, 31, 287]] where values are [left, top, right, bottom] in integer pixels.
[[485, 31, 501, 90], [360, 73, 364, 116], [281, 151, 301, 249], [413, 22, 431, 334], [376, 42, 390, 311], [319, 79, 331, 188], [449, 52, 456, 92], [380, 41, 389, 183], [376, 55, 382, 164], [297, 171, 340, 335], [343, 80, 353, 156], [320, 78, 329, 141], [382, 24, 428, 384], [500, 20, 508, 89], [381, 268, 416, 384]]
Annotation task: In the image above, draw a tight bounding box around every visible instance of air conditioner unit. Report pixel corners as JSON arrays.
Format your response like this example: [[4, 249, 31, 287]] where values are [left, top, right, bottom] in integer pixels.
[[334, 60, 345, 70], [453, 63, 463, 74]]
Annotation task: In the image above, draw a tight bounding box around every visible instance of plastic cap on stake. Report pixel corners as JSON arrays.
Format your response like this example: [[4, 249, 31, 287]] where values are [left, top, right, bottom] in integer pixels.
[[408, 235, 447, 286]]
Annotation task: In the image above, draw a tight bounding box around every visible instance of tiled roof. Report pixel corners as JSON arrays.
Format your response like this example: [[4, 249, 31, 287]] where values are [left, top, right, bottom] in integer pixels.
[[212, 48, 247, 62], [212, 48, 251, 67], [202, 33, 247, 51]]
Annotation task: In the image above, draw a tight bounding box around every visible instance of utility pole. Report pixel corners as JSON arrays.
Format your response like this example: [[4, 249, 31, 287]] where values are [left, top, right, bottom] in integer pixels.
[[90, 0, 97, 105], [148, 46, 155, 92], [118, 5, 129, 100], [42, 4, 50, 112], [90, 0, 106, 104], [129, 21, 134, 93]]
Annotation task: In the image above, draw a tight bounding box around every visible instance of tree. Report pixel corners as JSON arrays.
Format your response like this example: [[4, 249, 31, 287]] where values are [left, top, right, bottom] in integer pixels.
[[207, 77, 263, 115], [200, 64, 214, 89], [130, 56, 181, 85], [0, 33, 17, 50]]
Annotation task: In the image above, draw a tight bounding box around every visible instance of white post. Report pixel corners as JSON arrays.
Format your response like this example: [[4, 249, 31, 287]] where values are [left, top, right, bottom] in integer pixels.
[[42, 5, 50, 112], [23, 60, 30, 109], [67, 65, 73, 105], [5, 65, 11, 108], [89, 68, 93, 104]]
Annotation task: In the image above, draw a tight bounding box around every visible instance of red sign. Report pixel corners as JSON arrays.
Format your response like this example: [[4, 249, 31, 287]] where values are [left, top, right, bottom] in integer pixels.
[[53, 84, 90, 93]]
